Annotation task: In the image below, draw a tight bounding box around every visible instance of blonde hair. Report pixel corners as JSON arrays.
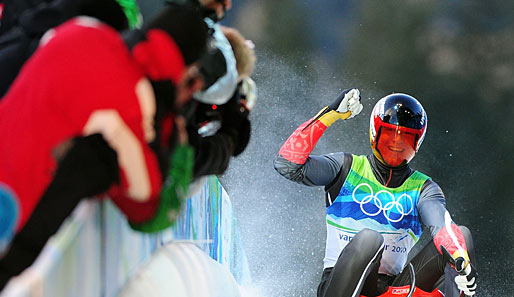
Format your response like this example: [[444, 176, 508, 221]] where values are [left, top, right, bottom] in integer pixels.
[[221, 26, 256, 80]]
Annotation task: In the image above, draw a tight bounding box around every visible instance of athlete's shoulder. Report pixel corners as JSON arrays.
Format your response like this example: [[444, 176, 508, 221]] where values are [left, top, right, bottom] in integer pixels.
[[344, 153, 367, 169], [351, 153, 367, 161], [409, 166, 432, 181], [324, 152, 347, 164], [419, 179, 445, 203]]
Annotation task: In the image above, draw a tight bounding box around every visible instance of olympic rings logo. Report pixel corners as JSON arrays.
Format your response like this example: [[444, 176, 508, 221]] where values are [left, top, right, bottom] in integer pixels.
[[352, 183, 414, 223]]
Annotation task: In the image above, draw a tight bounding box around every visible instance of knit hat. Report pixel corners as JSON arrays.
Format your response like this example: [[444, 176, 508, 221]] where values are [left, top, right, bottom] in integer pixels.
[[144, 5, 208, 66]]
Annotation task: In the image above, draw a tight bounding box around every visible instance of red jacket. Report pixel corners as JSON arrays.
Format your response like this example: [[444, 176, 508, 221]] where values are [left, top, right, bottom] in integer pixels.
[[0, 17, 163, 231]]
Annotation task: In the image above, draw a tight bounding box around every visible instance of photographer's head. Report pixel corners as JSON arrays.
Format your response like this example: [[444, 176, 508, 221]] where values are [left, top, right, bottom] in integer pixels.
[[132, 5, 208, 109]]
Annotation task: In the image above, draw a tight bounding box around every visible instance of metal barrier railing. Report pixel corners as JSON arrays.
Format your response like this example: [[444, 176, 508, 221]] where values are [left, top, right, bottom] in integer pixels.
[[1, 176, 251, 297]]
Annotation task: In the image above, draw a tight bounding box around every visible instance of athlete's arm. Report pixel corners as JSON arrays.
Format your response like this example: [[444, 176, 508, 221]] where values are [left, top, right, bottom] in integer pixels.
[[274, 153, 345, 186], [274, 88, 362, 186], [418, 180, 472, 265], [418, 181, 478, 295]]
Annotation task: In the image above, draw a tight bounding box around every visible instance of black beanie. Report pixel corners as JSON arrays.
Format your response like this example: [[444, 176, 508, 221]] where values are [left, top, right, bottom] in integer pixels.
[[144, 6, 208, 65], [79, 0, 129, 31]]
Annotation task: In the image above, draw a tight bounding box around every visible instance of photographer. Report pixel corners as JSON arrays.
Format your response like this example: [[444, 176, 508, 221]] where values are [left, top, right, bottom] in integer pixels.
[[189, 25, 257, 192], [166, 0, 257, 190]]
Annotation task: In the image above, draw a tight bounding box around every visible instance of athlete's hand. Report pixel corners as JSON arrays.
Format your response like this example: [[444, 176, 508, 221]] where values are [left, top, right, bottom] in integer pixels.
[[328, 88, 363, 120], [454, 259, 477, 296]]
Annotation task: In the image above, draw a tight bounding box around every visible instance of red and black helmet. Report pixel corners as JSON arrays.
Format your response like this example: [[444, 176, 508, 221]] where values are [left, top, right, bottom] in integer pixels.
[[370, 93, 427, 167]]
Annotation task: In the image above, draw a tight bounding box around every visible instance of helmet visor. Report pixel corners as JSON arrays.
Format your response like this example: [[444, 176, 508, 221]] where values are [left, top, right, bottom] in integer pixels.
[[376, 126, 417, 167]]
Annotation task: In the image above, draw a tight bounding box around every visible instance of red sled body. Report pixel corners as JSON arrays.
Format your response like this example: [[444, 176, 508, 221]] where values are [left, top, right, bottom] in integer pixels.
[[361, 285, 444, 297]]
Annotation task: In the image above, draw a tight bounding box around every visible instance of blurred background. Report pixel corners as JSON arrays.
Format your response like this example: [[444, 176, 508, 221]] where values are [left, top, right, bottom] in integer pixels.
[[145, 1, 514, 296]]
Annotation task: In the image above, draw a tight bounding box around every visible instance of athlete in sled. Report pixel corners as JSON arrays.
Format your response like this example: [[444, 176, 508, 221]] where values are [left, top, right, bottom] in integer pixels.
[[274, 89, 477, 297]]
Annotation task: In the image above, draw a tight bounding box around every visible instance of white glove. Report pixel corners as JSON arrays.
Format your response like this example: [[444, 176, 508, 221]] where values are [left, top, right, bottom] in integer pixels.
[[239, 77, 257, 111], [334, 88, 363, 119], [455, 263, 477, 296]]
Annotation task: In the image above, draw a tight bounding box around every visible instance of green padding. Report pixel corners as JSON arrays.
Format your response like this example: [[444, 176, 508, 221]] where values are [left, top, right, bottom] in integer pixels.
[[115, 0, 143, 29], [130, 145, 193, 233]]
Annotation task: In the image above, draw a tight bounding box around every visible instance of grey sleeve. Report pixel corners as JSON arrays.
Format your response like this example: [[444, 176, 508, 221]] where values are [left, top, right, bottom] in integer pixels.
[[273, 152, 345, 186], [417, 179, 448, 236]]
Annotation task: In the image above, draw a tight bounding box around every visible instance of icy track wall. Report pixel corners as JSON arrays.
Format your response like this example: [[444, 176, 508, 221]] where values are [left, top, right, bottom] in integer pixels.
[[1, 176, 251, 297]]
